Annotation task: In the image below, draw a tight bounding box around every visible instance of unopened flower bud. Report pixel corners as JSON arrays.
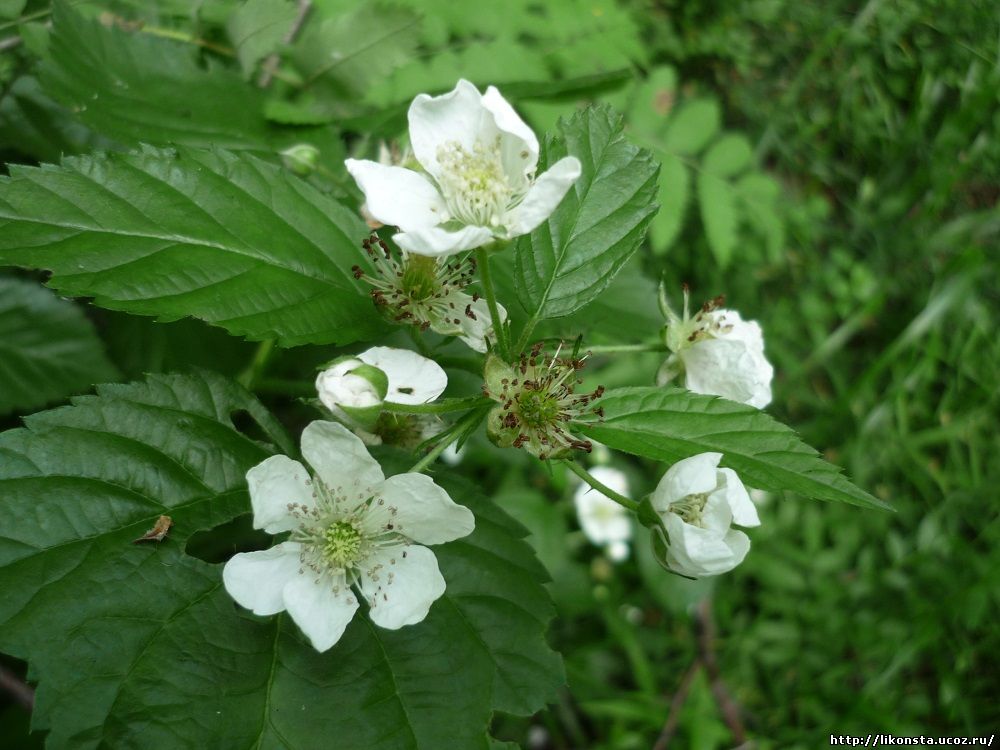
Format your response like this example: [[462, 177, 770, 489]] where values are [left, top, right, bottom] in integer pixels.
[[281, 143, 321, 176]]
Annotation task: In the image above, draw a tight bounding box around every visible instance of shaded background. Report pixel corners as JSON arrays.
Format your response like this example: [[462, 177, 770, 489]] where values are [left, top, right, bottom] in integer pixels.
[[1, 0, 998, 747]]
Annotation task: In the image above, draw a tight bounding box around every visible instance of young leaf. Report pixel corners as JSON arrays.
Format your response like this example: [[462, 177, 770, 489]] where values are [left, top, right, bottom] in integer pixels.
[[226, 0, 298, 78], [0, 276, 118, 416], [40, 3, 274, 150], [0, 372, 561, 749], [697, 171, 739, 268], [514, 105, 659, 325], [575, 387, 889, 510], [0, 146, 384, 347]]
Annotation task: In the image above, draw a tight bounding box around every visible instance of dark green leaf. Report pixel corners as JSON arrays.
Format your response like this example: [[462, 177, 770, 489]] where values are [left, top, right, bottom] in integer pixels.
[[0, 372, 561, 748], [576, 387, 889, 510], [0, 146, 384, 347], [0, 276, 118, 416], [514, 105, 659, 324]]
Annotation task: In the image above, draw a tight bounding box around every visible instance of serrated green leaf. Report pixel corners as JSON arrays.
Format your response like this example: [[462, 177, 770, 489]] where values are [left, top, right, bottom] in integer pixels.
[[514, 105, 659, 325], [39, 4, 273, 150], [697, 171, 739, 268], [575, 387, 889, 510], [0, 146, 385, 347], [226, 0, 298, 78], [650, 154, 689, 254], [662, 98, 720, 156], [0, 372, 562, 748], [702, 133, 753, 177], [0, 277, 118, 416]]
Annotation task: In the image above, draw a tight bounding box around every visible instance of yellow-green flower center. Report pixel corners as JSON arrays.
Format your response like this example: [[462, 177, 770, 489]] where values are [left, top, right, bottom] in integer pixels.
[[437, 138, 515, 227], [322, 522, 363, 568], [672, 493, 709, 526]]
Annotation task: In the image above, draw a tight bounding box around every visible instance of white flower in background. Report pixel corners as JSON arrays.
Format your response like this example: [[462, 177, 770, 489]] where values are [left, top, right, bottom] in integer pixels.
[[658, 288, 773, 409], [346, 79, 582, 257], [573, 466, 633, 562], [650, 452, 760, 577], [223, 421, 475, 652], [356, 234, 505, 353]]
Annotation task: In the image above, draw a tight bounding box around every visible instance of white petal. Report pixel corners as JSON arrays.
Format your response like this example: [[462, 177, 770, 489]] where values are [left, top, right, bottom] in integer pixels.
[[247, 455, 314, 534], [506, 156, 582, 236], [715, 468, 760, 527], [682, 337, 773, 409], [408, 79, 495, 178], [723, 529, 751, 567], [282, 572, 359, 652], [650, 452, 723, 512], [363, 473, 475, 545], [573, 467, 633, 547], [300, 421, 384, 495], [356, 346, 447, 405], [344, 160, 446, 231], [223, 542, 302, 616], [456, 297, 505, 353], [663, 513, 741, 577], [315, 361, 381, 412], [357, 544, 446, 630], [482, 85, 539, 178], [394, 224, 495, 257]]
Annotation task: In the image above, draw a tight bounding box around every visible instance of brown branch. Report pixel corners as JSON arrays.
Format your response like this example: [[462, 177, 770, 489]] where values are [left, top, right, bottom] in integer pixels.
[[0, 665, 34, 711], [257, 0, 312, 89], [652, 659, 701, 750], [695, 598, 749, 746]]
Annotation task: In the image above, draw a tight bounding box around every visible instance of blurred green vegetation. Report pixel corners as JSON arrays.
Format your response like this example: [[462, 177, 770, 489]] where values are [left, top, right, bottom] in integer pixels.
[[1, 0, 997, 747]]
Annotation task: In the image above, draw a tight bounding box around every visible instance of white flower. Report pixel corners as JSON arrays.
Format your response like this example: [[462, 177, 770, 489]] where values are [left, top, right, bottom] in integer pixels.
[[659, 290, 773, 409], [650, 452, 760, 578], [316, 346, 447, 420], [223, 421, 475, 652], [345, 79, 582, 257], [573, 466, 633, 562]]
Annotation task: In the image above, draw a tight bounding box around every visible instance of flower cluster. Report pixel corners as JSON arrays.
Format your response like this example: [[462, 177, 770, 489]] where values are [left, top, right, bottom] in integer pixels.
[[483, 343, 604, 460]]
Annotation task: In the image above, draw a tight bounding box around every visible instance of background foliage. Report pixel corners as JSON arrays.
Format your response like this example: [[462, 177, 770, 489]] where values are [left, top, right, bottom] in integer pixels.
[[1, 0, 997, 747]]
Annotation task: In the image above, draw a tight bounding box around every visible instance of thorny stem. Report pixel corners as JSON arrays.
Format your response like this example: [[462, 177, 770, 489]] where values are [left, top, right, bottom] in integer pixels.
[[652, 660, 702, 750], [382, 396, 489, 415], [562, 461, 640, 512], [407, 407, 486, 474], [475, 247, 510, 361]]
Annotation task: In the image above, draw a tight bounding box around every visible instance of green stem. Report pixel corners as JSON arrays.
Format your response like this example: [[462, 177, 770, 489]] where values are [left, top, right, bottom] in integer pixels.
[[407, 407, 487, 474], [562, 461, 640, 512], [383, 396, 488, 415], [514, 314, 539, 355], [238, 340, 276, 389], [587, 342, 668, 355], [475, 247, 510, 360]]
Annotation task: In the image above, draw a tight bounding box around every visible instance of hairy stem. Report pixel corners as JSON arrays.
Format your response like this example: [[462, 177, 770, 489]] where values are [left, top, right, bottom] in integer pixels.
[[383, 396, 489, 415], [407, 407, 487, 474]]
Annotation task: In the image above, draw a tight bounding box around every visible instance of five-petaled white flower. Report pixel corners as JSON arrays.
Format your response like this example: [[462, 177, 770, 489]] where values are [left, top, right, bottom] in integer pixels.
[[223, 421, 475, 652], [345, 79, 582, 257], [650, 452, 760, 578], [573, 466, 633, 562], [659, 290, 774, 409]]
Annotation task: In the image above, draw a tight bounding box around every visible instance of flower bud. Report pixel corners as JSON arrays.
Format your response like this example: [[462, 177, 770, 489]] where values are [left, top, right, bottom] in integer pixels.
[[315, 357, 389, 430], [280, 143, 321, 176]]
